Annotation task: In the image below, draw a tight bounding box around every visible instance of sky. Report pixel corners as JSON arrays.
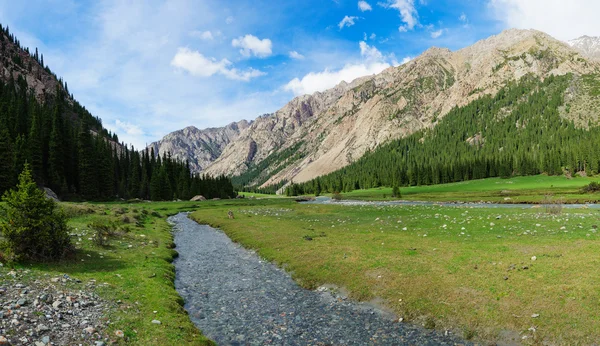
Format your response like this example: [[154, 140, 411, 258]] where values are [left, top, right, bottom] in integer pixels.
[[0, 0, 599, 149]]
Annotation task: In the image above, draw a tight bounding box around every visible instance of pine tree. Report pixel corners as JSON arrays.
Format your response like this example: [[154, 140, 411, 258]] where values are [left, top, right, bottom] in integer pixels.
[[0, 127, 15, 194], [0, 164, 73, 261], [48, 106, 65, 194]]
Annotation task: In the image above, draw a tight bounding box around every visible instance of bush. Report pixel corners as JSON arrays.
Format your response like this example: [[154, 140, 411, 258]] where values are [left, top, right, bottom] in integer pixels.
[[582, 181, 600, 193], [392, 185, 401, 198], [0, 164, 73, 261], [89, 222, 119, 247], [331, 192, 343, 201]]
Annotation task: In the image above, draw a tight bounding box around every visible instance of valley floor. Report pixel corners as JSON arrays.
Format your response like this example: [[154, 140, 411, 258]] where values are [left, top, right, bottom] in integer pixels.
[[191, 198, 600, 344], [337, 175, 600, 203], [3, 177, 600, 344]]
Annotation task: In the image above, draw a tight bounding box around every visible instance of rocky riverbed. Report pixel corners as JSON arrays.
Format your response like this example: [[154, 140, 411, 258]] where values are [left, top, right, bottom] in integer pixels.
[[170, 212, 469, 346], [0, 268, 110, 346]]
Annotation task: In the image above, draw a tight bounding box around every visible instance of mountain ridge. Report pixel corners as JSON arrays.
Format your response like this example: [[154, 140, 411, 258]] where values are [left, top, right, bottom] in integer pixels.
[[150, 28, 600, 190]]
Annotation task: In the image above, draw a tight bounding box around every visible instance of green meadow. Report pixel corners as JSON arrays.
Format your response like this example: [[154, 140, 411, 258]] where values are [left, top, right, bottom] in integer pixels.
[[339, 175, 600, 203], [3, 176, 600, 344], [191, 198, 600, 344]]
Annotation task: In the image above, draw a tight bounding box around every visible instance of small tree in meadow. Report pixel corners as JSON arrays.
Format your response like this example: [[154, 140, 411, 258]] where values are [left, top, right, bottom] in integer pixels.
[[392, 185, 401, 198], [0, 164, 73, 261]]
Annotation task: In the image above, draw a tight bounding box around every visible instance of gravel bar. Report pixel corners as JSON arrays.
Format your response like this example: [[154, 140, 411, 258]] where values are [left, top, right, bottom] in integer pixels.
[[170, 212, 469, 346]]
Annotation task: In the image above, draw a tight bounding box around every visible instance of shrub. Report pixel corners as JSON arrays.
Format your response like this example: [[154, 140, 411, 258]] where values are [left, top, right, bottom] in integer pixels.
[[0, 164, 73, 261], [581, 181, 600, 193], [392, 185, 401, 198], [89, 222, 117, 247], [331, 192, 343, 201]]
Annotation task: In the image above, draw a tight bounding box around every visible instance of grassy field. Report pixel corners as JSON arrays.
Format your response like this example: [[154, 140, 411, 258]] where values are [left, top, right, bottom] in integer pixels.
[[191, 198, 600, 344], [0, 201, 215, 345], [338, 175, 600, 203]]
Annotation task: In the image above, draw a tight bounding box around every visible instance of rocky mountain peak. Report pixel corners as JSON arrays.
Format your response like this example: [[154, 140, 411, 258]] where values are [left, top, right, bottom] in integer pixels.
[[567, 35, 600, 59], [153, 29, 600, 190]]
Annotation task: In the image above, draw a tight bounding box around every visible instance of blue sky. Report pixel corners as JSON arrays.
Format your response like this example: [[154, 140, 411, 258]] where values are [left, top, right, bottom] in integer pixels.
[[0, 0, 598, 148]]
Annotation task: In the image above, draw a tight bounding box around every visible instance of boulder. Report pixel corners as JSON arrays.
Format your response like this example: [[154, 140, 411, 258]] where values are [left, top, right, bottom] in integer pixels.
[[44, 187, 59, 201], [190, 195, 206, 201]]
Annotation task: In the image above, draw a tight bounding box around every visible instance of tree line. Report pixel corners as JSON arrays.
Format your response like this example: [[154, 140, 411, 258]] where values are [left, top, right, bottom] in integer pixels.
[[287, 74, 600, 195]]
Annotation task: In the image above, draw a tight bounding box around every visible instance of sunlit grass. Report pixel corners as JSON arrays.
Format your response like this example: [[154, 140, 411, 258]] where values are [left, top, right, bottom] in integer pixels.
[[191, 199, 600, 344]]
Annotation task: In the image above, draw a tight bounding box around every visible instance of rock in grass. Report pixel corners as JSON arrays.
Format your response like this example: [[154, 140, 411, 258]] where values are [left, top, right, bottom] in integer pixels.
[[114, 330, 124, 338], [151, 319, 162, 325], [531, 313, 540, 318]]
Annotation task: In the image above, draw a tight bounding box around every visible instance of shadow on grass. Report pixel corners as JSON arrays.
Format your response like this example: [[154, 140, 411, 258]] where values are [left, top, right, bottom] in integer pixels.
[[19, 248, 128, 274]]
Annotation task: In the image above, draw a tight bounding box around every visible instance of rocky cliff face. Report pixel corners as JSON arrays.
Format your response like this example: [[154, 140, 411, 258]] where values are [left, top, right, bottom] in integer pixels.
[[154, 29, 599, 188], [147, 120, 250, 172], [0, 30, 66, 102], [568, 35, 600, 60]]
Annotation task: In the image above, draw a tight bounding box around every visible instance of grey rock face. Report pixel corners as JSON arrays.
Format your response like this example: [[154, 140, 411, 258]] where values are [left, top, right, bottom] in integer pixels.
[[147, 120, 250, 173]]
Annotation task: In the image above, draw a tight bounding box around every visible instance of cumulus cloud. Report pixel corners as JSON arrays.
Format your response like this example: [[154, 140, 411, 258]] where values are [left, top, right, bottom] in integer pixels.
[[225, 16, 234, 24], [489, 0, 600, 40], [358, 1, 372, 11], [171, 47, 265, 81], [289, 51, 305, 59], [284, 41, 397, 96], [231, 34, 273, 57], [401, 56, 412, 64], [459, 13, 467, 23], [338, 16, 359, 29], [380, 0, 418, 32]]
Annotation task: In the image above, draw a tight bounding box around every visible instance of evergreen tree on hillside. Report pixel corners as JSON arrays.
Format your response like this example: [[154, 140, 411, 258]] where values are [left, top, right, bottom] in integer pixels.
[[0, 127, 14, 194]]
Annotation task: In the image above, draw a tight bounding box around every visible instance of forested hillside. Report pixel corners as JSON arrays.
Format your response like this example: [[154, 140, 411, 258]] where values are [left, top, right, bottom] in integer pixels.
[[287, 73, 600, 195], [0, 24, 234, 201]]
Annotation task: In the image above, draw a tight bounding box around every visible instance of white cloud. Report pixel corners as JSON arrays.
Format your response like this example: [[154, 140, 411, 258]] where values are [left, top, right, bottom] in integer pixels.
[[430, 29, 443, 38], [231, 34, 273, 57], [171, 47, 265, 81], [114, 119, 143, 135], [489, 0, 600, 40], [338, 16, 359, 29], [225, 16, 234, 24], [358, 1, 372, 11], [190, 30, 215, 40], [289, 51, 305, 59], [284, 41, 397, 96], [401, 56, 412, 64], [370, 33, 377, 40], [380, 0, 418, 32], [459, 13, 467, 23]]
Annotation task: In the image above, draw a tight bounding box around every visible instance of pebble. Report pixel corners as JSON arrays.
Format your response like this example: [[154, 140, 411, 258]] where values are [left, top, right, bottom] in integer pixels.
[[171, 213, 468, 346], [0, 271, 109, 345], [151, 320, 162, 325]]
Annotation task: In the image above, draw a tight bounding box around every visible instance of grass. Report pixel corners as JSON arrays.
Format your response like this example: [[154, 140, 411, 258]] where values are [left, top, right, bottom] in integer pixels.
[[191, 198, 600, 344], [0, 201, 216, 345], [338, 175, 600, 203], [236, 192, 288, 199]]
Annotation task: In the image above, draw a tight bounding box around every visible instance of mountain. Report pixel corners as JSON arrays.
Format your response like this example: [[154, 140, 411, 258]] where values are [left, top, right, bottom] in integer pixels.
[[568, 35, 600, 59], [148, 120, 250, 172], [153, 29, 599, 191], [0, 23, 235, 201]]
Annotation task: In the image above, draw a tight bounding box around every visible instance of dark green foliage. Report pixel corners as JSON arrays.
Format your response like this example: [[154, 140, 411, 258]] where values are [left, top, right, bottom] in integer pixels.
[[0, 25, 235, 201], [290, 74, 600, 195], [392, 185, 401, 198], [0, 127, 15, 193], [582, 182, 600, 193], [0, 164, 73, 261]]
